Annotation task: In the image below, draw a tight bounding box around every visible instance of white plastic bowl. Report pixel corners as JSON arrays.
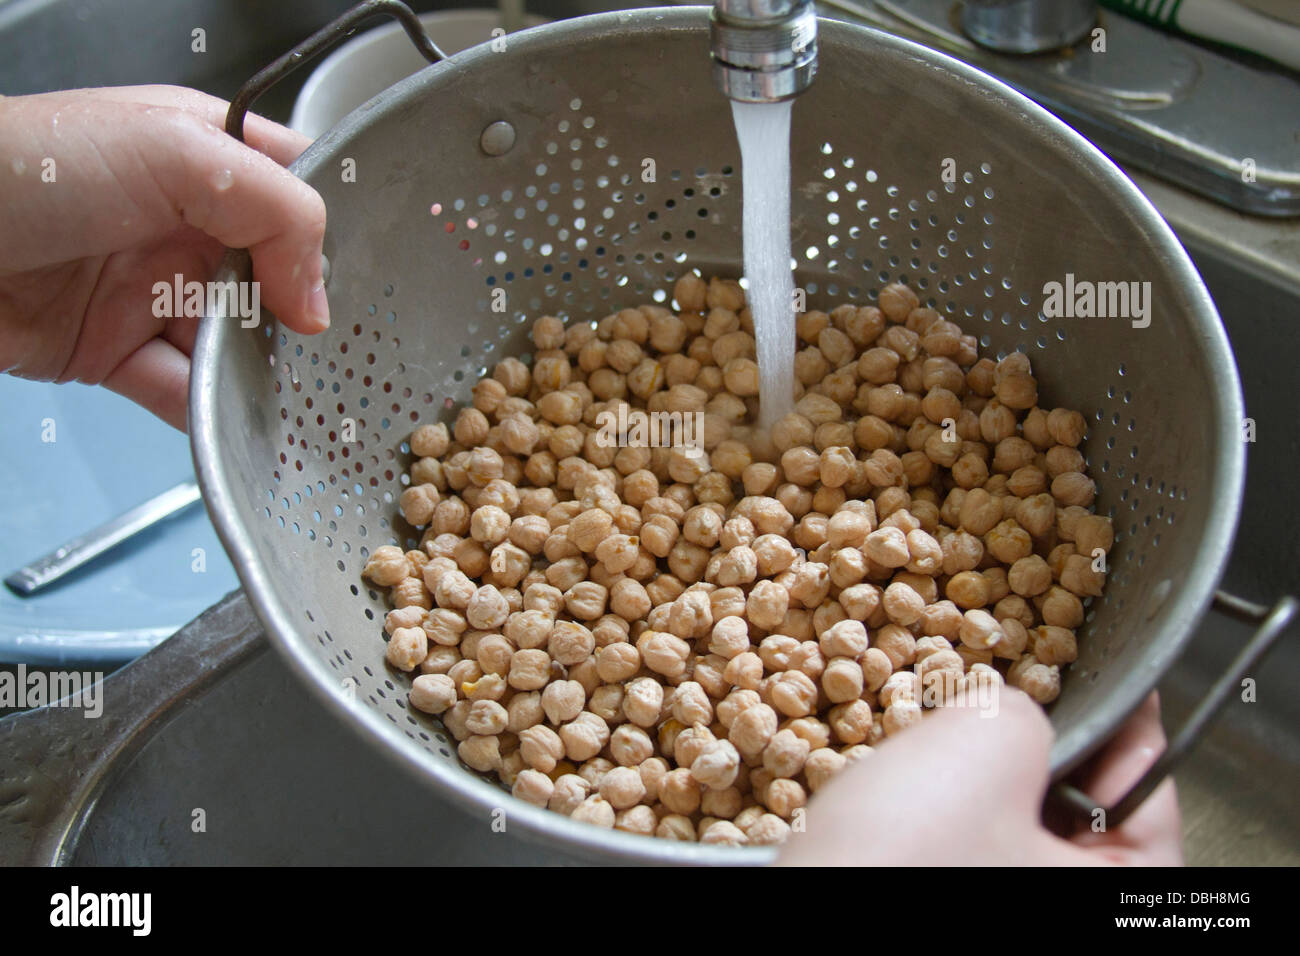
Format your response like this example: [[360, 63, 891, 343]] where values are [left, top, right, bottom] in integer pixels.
[[290, 9, 549, 138]]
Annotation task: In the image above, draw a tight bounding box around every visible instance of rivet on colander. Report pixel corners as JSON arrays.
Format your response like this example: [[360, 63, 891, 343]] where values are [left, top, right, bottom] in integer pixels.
[[479, 120, 516, 157]]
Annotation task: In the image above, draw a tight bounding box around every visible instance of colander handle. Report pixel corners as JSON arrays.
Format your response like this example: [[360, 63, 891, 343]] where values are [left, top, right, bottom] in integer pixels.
[[223, 0, 444, 143], [1051, 590, 1297, 830]]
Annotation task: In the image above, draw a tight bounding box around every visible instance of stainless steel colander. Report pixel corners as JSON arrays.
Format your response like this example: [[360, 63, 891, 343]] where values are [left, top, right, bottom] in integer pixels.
[[190, 3, 1294, 863]]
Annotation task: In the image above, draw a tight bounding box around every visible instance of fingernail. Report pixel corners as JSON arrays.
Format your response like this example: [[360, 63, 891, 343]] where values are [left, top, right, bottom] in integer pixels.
[[308, 280, 330, 331]]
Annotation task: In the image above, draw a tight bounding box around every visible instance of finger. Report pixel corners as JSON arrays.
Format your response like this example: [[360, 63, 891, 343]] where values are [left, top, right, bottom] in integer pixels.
[[158, 229, 224, 358], [1079, 692, 1167, 806], [0, 96, 328, 333], [164, 313, 202, 359], [1068, 693, 1183, 864], [66, 85, 312, 167], [101, 336, 191, 432], [778, 687, 1057, 866], [132, 106, 330, 333], [53, 227, 221, 388]]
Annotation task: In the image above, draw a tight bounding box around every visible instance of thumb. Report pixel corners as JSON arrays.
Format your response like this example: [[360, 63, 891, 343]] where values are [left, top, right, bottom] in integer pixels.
[[778, 686, 1056, 866]]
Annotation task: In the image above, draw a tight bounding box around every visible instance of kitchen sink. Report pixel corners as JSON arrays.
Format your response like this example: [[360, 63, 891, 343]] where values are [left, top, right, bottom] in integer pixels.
[[0, 0, 1295, 866]]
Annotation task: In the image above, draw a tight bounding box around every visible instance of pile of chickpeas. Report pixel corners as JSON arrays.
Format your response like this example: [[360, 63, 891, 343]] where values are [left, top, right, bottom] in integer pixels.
[[362, 276, 1114, 845]]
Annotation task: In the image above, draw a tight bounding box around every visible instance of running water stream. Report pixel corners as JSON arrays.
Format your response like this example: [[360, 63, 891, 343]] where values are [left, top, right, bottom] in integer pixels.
[[731, 99, 796, 430]]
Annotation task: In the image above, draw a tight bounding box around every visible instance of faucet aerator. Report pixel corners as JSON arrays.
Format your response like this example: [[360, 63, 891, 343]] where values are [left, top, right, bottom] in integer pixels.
[[710, 0, 818, 103]]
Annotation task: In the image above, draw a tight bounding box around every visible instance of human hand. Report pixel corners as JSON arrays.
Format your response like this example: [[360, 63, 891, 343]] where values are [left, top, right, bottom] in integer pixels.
[[777, 689, 1182, 866], [0, 85, 329, 430]]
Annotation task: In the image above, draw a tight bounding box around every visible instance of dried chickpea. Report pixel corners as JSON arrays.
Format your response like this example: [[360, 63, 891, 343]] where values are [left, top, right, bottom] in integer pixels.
[[765, 778, 807, 821], [882, 699, 922, 737], [610, 578, 652, 620], [770, 670, 818, 718], [740, 580, 785, 631], [724, 652, 764, 691], [1052, 471, 1097, 508], [946, 570, 991, 610], [820, 619, 869, 659], [1074, 514, 1114, 557], [1012, 660, 1061, 704], [882, 580, 926, 625], [560, 712, 610, 762], [609, 805, 655, 837], [827, 699, 873, 745], [695, 820, 745, 846], [363, 546, 411, 588], [512, 768, 555, 808], [622, 677, 664, 729], [959, 609, 1004, 650], [598, 766, 647, 810], [655, 814, 696, 841], [782, 716, 833, 752], [1010, 494, 1053, 540], [466, 699, 509, 737], [957, 488, 1001, 536], [822, 657, 865, 703], [567, 507, 614, 553], [672, 681, 714, 727], [875, 624, 917, 670], [564, 581, 608, 621], [838, 584, 882, 623], [570, 794, 616, 827], [691, 740, 741, 791], [1060, 553, 1105, 597], [505, 691, 543, 732], [641, 631, 691, 678], [864, 527, 910, 568], [386, 626, 427, 672], [466, 584, 509, 630], [458, 735, 502, 773], [548, 774, 591, 815], [803, 747, 848, 793], [818, 446, 855, 489], [399, 484, 441, 528], [1050, 541, 1081, 575], [787, 562, 830, 608], [409, 673, 457, 715], [860, 648, 892, 693], [508, 649, 551, 691], [638, 514, 678, 558], [1047, 407, 1087, 447], [659, 768, 703, 815], [546, 556, 587, 595], [549, 620, 596, 665], [541, 680, 586, 725], [1033, 625, 1079, 666], [759, 728, 808, 779], [1041, 586, 1085, 628], [729, 702, 778, 758], [410, 422, 450, 459]]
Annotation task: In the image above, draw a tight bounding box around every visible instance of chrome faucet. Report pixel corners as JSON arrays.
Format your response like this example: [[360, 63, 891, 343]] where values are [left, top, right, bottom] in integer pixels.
[[710, 0, 818, 102], [961, 0, 1097, 53]]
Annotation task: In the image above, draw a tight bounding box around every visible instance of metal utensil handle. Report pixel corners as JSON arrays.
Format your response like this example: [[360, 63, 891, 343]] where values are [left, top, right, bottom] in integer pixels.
[[3, 481, 202, 597], [224, 0, 444, 144], [1052, 590, 1298, 829]]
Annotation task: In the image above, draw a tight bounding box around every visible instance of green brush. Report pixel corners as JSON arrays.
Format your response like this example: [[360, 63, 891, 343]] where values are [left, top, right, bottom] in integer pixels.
[[1100, 0, 1300, 71]]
